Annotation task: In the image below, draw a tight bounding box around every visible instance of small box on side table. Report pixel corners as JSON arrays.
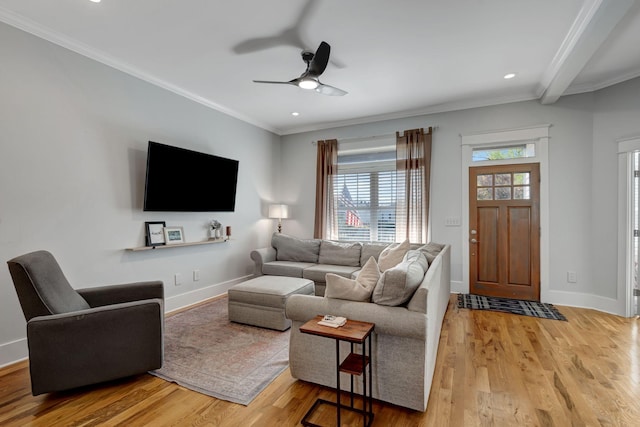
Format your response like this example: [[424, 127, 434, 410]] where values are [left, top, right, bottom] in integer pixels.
[[300, 315, 374, 427]]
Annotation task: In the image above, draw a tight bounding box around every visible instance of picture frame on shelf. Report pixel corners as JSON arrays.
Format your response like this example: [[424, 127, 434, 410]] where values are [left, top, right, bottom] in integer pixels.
[[164, 226, 185, 245], [145, 221, 166, 246]]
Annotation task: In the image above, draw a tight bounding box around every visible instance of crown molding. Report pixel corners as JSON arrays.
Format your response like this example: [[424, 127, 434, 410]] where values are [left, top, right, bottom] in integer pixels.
[[280, 92, 539, 135], [564, 68, 640, 96]]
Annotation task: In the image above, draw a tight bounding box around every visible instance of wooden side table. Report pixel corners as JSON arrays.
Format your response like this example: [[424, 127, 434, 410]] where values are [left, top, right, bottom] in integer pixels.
[[299, 316, 375, 427]]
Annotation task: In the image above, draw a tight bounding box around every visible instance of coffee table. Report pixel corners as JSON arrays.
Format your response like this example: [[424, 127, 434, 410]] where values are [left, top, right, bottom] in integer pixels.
[[299, 315, 374, 427]]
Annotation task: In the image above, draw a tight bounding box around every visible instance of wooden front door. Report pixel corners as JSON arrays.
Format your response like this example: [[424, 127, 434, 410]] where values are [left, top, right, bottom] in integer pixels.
[[469, 163, 540, 301]]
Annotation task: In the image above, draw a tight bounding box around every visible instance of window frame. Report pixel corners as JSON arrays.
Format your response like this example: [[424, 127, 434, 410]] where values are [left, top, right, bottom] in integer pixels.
[[334, 149, 397, 243]]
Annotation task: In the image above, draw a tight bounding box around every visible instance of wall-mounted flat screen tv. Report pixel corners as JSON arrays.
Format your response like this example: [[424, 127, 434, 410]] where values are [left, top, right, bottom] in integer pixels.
[[143, 141, 239, 212]]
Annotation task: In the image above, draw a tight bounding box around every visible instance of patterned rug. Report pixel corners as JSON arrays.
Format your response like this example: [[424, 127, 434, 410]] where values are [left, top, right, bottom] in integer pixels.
[[457, 293, 567, 321], [150, 296, 289, 405]]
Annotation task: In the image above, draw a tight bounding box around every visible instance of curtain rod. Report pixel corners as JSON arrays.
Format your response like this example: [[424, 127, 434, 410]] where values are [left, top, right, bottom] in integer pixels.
[[310, 125, 437, 145]]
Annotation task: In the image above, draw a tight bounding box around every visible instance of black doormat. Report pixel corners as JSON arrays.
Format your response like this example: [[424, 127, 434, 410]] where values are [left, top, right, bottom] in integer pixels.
[[457, 294, 567, 321]]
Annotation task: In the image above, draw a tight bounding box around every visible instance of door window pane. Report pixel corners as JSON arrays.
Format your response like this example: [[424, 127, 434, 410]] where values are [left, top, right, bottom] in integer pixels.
[[477, 174, 493, 187], [495, 187, 511, 200], [513, 186, 530, 200], [495, 173, 511, 186], [477, 188, 493, 200], [514, 172, 530, 185]]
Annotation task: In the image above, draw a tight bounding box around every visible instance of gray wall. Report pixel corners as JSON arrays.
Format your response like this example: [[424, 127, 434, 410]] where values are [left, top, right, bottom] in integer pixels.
[[280, 78, 640, 312], [0, 22, 280, 365]]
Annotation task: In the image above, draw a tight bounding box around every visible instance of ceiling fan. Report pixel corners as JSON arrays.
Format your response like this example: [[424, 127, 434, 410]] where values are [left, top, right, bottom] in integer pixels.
[[253, 41, 348, 96]]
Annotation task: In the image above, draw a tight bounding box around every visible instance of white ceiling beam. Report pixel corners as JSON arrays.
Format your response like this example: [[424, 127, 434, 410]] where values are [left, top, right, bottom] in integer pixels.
[[538, 0, 634, 104]]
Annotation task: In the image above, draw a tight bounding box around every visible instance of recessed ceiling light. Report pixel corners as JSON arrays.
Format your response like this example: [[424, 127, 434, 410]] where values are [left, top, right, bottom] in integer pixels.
[[504, 73, 516, 79], [291, 112, 300, 117], [90, 0, 101, 3]]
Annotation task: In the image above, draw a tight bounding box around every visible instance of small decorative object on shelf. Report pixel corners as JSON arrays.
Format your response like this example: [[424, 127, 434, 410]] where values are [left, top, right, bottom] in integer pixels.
[[210, 220, 222, 240], [164, 226, 185, 245], [145, 221, 166, 246]]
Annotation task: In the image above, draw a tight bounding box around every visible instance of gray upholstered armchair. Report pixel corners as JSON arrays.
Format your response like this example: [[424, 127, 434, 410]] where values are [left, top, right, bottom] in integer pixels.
[[7, 250, 164, 395]]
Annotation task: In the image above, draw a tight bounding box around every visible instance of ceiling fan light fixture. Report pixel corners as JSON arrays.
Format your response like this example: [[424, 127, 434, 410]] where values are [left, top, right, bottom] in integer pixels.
[[298, 78, 319, 90]]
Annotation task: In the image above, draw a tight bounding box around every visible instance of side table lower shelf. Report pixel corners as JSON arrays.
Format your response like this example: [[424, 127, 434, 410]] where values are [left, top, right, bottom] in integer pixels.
[[299, 316, 375, 427]]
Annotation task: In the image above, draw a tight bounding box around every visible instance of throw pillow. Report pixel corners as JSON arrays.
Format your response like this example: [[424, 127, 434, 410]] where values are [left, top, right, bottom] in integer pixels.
[[271, 233, 321, 263], [418, 242, 446, 264], [325, 257, 380, 301], [378, 239, 410, 272], [372, 250, 429, 306], [360, 243, 389, 266]]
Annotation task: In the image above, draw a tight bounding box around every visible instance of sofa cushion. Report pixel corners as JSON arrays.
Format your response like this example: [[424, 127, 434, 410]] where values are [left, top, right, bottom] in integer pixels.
[[372, 250, 429, 306], [325, 257, 380, 301], [418, 242, 446, 264], [318, 241, 362, 266], [360, 243, 389, 266], [262, 261, 317, 278], [272, 233, 320, 263], [378, 239, 410, 272], [302, 264, 362, 283]]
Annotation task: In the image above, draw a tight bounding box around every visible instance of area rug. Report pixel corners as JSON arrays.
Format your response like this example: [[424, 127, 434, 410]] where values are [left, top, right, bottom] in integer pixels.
[[457, 293, 567, 321], [150, 296, 290, 405]]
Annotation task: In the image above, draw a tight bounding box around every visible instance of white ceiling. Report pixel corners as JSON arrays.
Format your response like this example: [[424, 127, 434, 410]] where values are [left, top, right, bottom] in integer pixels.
[[1, 0, 639, 135]]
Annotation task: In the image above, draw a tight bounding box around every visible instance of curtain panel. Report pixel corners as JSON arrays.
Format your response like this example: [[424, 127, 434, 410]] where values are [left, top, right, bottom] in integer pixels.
[[313, 139, 338, 239], [396, 127, 432, 243]]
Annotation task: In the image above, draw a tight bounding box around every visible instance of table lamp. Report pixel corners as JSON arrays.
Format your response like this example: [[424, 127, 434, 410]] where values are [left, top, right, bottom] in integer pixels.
[[268, 204, 289, 233]]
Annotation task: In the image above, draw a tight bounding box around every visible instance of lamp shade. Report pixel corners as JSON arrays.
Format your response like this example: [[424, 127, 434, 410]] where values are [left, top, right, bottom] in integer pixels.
[[268, 204, 289, 219]]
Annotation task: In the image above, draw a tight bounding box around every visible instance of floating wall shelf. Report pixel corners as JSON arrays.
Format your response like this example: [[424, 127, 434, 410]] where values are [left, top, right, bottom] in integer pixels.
[[126, 238, 229, 252]]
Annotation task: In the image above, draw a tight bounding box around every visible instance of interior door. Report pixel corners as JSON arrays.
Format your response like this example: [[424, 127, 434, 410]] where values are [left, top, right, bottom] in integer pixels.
[[469, 163, 540, 301]]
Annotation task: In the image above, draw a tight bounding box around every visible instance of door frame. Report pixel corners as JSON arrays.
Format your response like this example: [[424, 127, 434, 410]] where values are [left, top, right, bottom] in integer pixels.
[[461, 125, 550, 301], [617, 135, 640, 317]]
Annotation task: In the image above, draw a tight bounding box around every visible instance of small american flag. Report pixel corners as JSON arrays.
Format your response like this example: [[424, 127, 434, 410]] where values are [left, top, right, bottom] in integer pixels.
[[340, 185, 362, 227]]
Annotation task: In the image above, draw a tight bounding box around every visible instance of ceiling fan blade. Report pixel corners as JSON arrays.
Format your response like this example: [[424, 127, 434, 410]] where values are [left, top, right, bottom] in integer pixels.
[[308, 41, 330, 76], [233, 37, 289, 55], [253, 79, 297, 85], [315, 82, 348, 96]]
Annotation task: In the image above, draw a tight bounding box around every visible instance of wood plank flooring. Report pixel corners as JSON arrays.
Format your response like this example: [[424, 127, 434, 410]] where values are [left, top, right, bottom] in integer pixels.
[[1, 295, 639, 426]]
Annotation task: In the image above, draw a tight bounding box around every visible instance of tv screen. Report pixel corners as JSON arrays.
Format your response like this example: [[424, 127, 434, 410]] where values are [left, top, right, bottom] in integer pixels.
[[143, 141, 239, 212]]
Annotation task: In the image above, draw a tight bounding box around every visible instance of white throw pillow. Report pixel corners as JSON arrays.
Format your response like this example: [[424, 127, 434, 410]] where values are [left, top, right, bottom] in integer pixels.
[[378, 239, 410, 272], [325, 257, 380, 301]]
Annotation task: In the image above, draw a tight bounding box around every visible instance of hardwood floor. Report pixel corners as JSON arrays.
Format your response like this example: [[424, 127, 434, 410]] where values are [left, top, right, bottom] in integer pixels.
[[1, 295, 639, 426]]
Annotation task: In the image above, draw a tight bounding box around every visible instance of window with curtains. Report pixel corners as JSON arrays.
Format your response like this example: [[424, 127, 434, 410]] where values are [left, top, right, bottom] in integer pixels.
[[315, 128, 431, 243], [333, 150, 397, 242]]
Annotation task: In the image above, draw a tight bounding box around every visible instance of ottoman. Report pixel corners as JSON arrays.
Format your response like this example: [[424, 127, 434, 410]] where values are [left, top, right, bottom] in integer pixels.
[[228, 276, 314, 331]]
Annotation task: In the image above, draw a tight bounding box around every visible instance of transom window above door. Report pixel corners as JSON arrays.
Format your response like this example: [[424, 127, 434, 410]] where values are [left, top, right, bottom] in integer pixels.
[[472, 143, 535, 162]]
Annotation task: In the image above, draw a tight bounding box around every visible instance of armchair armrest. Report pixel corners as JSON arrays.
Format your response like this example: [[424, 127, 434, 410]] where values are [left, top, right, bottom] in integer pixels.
[[26, 299, 163, 395], [77, 280, 163, 307], [250, 247, 277, 276]]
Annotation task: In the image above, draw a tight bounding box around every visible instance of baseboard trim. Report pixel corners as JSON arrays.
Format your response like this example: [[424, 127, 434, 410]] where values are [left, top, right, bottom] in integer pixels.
[[164, 275, 252, 314], [545, 290, 624, 317], [0, 338, 28, 369], [450, 280, 465, 294]]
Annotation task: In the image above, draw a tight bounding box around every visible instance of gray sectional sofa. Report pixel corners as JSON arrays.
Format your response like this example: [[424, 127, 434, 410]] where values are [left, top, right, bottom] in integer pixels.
[[250, 233, 451, 412], [251, 233, 404, 296]]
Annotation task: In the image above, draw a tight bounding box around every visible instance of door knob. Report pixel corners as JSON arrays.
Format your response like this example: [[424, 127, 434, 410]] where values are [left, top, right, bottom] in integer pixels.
[[470, 238, 478, 244], [470, 229, 477, 235]]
